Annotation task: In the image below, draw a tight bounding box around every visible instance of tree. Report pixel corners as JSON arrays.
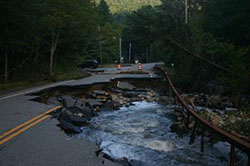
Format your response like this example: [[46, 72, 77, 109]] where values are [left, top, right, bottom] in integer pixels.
[[0, 0, 100, 83], [97, 0, 112, 26], [203, 0, 250, 46]]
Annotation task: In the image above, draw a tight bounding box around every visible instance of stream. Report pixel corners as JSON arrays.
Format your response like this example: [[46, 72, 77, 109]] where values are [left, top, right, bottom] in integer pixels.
[[75, 101, 245, 166]]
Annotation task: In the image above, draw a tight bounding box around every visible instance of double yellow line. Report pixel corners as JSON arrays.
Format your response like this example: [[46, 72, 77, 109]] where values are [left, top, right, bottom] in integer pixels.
[[0, 106, 61, 146]]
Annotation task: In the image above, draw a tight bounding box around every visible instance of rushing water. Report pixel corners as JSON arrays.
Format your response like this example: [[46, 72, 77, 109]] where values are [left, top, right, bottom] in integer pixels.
[[76, 101, 246, 166]]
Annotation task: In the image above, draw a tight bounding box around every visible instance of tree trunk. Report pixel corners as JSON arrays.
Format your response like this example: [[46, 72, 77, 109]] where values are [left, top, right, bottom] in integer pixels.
[[146, 47, 149, 63], [150, 44, 153, 62], [34, 46, 40, 64], [4, 49, 8, 84], [49, 43, 56, 77], [49, 31, 59, 77]]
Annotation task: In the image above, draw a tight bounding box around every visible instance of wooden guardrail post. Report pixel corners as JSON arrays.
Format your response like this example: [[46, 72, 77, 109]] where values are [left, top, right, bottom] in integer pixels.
[[189, 121, 197, 144], [248, 153, 250, 166], [200, 125, 205, 153], [230, 144, 235, 166]]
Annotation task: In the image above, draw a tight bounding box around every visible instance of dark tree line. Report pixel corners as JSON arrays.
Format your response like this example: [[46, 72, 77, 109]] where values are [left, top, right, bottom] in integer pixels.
[[1, 0, 249, 104], [122, 0, 250, 103], [0, 0, 122, 84]]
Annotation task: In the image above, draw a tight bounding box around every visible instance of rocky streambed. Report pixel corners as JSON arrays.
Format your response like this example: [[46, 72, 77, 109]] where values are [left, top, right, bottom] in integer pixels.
[[178, 93, 250, 142], [31, 79, 249, 166]]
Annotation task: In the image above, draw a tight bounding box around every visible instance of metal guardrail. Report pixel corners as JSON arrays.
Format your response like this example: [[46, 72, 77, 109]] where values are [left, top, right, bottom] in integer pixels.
[[157, 67, 250, 166]]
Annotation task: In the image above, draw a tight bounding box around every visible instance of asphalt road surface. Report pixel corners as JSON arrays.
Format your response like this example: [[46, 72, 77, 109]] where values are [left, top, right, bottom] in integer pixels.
[[0, 62, 163, 166]]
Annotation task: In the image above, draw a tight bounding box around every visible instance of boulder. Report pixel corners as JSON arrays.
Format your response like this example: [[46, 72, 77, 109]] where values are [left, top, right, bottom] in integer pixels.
[[58, 110, 87, 126], [57, 95, 86, 108], [100, 102, 116, 112], [81, 99, 104, 107], [47, 97, 61, 105], [207, 95, 222, 108], [67, 106, 95, 119], [117, 81, 136, 91], [111, 88, 123, 93], [93, 90, 109, 96], [57, 120, 82, 134], [188, 121, 195, 129], [225, 107, 238, 112]]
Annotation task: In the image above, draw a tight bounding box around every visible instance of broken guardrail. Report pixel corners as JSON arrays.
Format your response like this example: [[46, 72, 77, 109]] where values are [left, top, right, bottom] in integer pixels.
[[156, 67, 250, 166]]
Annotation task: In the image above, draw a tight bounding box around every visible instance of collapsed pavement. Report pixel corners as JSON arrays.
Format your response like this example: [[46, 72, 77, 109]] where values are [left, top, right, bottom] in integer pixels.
[[30, 79, 169, 135]]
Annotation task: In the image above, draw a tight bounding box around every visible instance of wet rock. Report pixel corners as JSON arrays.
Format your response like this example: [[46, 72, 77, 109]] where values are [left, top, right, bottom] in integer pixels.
[[200, 94, 207, 106], [57, 120, 82, 134], [111, 88, 123, 94], [47, 97, 61, 105], [117, 81, 136, 91], [146, 97, 155, 102], [92, 93, 110, 100], [57, 95, 88, 111], [100, 102, 116, 112], [158, 96, 174, 105], [57, 95, 78, 107], [177, 117, 183, 121], [174, 111, 182, 117], [81, 99, 104, 107], [225, 107, 238, 112], [207, 95, 222, 108], [93, 90, 109, 96], [58, 109, 88, 126], [67, 106, 95, 120], [111, 94, 120, 102], [116, 157, 130, 166], [188, 121, 195, 129], [113, 101, 122, 108], [129, 160, 149, 166]]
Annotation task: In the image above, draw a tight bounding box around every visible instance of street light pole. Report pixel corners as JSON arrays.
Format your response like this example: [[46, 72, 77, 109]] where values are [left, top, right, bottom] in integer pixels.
[[99, 35, 102, 66], [119, 38, 122, 63], [129, 43, 132, 63], [185, 0, 188, 24]]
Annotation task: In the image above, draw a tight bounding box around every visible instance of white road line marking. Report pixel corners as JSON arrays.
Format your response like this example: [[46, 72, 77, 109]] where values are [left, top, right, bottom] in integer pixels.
[[0, 80, 74, 101]]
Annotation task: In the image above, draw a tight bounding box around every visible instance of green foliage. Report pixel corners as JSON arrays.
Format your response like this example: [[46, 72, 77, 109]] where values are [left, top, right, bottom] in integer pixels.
[[97, 0, 112, 25], [203, 0, 250, 46], [100, 23, 122, 64], [122, 0, 250, 96], [0, 0, 100, 84], [94, 0, 162, 13]]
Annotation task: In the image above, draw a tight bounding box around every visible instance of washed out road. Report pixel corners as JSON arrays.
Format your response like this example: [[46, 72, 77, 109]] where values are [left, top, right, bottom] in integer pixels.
[[0, 62, 163, 166]]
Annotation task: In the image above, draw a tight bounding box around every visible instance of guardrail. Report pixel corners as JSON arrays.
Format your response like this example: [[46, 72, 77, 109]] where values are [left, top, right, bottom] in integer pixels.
[[157, 67, 250, 166]]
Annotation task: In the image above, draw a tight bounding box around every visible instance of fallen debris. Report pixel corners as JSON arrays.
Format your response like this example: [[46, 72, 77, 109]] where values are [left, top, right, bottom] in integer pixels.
[[49, 80, 167, 134], [117, 81, 136, 91]]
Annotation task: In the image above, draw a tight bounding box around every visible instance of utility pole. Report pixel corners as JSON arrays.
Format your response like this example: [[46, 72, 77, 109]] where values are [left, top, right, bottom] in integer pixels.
[[98, 26, 103, 66], [129, 43, 132, 63], [119, 38, 122, 63], [99, 35, 102, 66], [185, 0, 188, 24]]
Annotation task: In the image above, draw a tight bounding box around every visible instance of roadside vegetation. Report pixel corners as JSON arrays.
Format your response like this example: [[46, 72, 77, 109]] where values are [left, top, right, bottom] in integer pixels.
[[0, 0, 121, 92], [94, 0, 162, 13], [121, 0, 250, 106], [1, 0, 249, 106]]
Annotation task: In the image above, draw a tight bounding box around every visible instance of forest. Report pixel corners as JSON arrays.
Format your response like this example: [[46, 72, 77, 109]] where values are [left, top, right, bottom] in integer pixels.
[[93, 0, 162, 13], [0, 0, 249, 102], [121, 0, 250, 104]]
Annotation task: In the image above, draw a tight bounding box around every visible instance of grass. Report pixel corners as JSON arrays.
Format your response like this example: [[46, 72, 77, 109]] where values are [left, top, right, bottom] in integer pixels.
[[0, 70, 90, 95], [0, 81, 50, 94]]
